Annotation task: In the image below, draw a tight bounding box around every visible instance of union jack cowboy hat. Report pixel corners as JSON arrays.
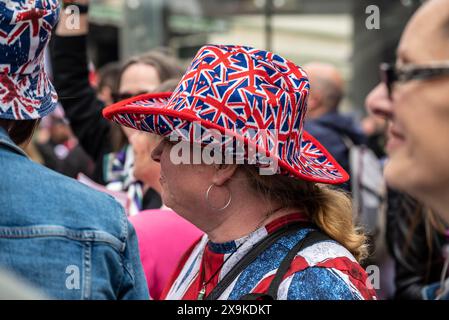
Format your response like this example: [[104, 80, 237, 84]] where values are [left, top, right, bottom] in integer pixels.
[[103, 45, 349, 184], [0, 0, 60, 120]]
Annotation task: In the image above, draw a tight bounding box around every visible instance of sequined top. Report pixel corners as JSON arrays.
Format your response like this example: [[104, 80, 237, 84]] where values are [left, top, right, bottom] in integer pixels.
[[162, 213, 377, 300]]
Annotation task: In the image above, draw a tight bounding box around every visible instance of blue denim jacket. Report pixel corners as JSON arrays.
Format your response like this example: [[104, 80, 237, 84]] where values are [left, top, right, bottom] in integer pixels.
[[0, 127, 149, 300]]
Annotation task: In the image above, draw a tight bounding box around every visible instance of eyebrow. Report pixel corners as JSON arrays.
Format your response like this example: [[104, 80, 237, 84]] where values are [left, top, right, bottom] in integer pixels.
[[396, 47, 412, 66]]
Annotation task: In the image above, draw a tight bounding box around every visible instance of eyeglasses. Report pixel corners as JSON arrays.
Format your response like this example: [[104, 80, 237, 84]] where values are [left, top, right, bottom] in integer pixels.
[[380, 62, 449, 98], [112, 91, 149, 103]]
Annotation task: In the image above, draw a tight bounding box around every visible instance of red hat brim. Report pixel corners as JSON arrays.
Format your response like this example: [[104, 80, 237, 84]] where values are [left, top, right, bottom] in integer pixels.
[[103, 92, 349, 185]]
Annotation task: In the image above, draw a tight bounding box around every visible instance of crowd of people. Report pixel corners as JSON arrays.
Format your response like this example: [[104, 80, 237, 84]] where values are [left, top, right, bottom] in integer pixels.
[[0, 0, 448, 300]]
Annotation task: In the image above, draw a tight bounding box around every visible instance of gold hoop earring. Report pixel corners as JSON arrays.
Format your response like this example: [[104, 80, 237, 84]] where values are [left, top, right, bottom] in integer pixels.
[[205, 184, 232, 211]]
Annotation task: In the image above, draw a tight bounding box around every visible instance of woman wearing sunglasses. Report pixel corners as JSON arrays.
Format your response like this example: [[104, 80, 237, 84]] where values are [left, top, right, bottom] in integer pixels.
[[52, 1, 184, 214], [377, 0, 449, 226]]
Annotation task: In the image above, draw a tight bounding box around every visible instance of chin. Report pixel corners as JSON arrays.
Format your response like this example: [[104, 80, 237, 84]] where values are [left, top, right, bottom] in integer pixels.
[[384, 156, 411, 193], [385, 156, 431, 201]]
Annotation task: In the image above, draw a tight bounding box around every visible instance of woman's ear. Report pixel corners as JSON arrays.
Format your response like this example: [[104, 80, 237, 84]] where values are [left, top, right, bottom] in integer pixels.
[[212, 164, 239, 186]]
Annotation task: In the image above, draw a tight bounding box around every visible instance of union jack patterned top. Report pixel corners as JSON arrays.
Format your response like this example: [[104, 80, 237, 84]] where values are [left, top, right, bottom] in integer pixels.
[[161, 213, 377, 300]]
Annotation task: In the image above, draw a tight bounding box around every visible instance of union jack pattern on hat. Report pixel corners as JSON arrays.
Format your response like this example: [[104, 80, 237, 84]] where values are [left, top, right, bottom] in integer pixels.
[[103, 45, 349, 184], [0, 0, 60, 120]]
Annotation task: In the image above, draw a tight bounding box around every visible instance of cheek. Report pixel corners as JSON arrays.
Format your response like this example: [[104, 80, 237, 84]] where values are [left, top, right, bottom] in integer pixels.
[[159, 146, 184, 197], [159, 146, 173, 177], [159, 157, 206, 202], [386, 113, 449, 192], [397, 86, 449, 156], [134, 156, 156, 180], [393, 87, 432, 157], [132, 144, 150, 176], [122, 127, 138, 139], [133, 157, 143, 176]]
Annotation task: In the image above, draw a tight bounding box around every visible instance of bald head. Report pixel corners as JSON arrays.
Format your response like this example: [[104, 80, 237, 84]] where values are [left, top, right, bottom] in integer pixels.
[[303, 62, 344, 118], [304, 63, 344, 90]]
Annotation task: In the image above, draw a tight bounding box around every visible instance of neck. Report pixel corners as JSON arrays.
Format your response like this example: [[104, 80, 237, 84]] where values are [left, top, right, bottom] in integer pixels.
[[417, 188, 449, 227], [205, 204, 296, 243]]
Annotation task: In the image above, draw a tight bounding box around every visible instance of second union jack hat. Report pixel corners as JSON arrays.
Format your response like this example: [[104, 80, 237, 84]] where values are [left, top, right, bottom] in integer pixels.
[[103, 45, 349, 184], [0, 0, 60, 120]]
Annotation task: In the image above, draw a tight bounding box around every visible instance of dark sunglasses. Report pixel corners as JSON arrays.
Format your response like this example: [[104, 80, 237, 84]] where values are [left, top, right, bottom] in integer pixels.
[[380, 62, 449, 98], [112, 91, 149, 103]]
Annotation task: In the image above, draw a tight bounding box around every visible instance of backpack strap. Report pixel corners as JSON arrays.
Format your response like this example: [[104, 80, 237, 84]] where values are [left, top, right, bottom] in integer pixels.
[[240, 230, 332, 300], [204, 222, 313, 300]]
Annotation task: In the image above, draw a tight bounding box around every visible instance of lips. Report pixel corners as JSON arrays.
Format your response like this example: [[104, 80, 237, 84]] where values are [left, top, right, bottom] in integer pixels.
[[386, 123, 406, 153], [390, 125, 405, 138]]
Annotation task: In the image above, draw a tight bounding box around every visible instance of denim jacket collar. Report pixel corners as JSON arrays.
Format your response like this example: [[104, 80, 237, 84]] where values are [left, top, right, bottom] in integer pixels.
[[0, 126, 28, 158]]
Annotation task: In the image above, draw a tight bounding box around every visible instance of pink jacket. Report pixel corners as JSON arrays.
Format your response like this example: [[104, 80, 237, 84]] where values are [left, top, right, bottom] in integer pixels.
[[129, 209, 203, 300]]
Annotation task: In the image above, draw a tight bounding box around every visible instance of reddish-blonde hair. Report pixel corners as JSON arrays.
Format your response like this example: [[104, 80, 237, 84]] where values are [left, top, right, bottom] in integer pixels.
[[242, 165, 368, 262]]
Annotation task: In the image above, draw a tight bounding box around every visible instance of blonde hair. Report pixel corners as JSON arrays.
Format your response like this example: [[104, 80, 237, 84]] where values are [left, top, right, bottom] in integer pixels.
[[242, 166, 369, 262]]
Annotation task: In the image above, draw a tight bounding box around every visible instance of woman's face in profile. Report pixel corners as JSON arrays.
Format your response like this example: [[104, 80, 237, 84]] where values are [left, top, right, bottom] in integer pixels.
[[130, 132, 161, 189], [118, 63, 162, 140], [150, 137, 215, 217], [381, 5, 449, 212]]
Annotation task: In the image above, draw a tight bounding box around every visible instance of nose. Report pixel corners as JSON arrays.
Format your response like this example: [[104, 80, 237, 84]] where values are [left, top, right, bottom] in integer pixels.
[[151, 139, 163, 163], [365, 83, 393, 119]]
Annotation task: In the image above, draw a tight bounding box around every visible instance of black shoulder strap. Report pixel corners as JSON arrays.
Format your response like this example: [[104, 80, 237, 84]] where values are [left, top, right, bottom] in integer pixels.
[[240, 230, 332, 300], [204, 222, 313, 300], [267, 231, 331, 299]]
